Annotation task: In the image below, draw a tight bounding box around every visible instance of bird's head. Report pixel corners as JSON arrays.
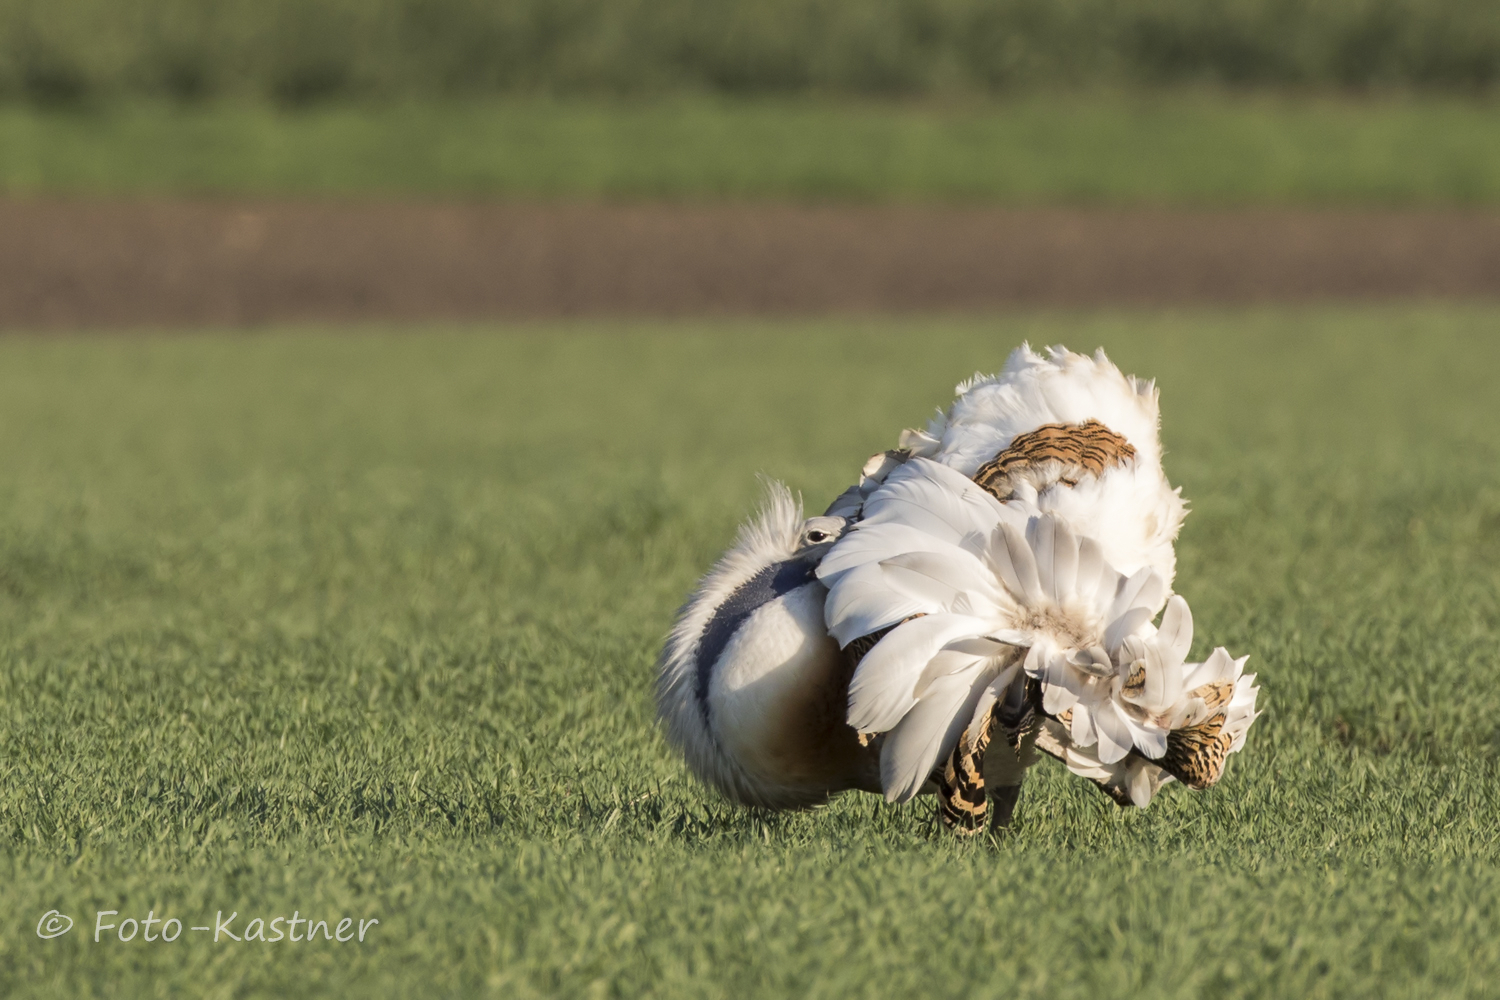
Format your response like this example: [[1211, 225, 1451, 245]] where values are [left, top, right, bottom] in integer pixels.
[[793, 515, 846, 559]]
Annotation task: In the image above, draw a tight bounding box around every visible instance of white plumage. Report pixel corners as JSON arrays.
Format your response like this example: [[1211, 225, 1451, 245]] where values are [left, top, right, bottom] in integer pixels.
[[820, 458, 1259, 808], [657, 343, 1261, 825], [901, 343, 1186, 585], [656, 482, 879, 809]]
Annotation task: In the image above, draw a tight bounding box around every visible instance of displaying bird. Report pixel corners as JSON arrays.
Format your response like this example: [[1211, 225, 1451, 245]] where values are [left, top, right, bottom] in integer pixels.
[[656, 344, 1261, 831]]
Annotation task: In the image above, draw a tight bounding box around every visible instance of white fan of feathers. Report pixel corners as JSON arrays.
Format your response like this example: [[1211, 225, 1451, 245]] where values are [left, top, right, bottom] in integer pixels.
[[656, 344, 1261, 825]]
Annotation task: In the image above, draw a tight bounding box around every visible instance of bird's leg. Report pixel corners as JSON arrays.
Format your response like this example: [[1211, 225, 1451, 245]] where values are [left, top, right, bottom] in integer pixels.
[[982, 714, 1038, 830], [937, 669, 1041, 835], [936, 708, 1033, 834], [987, 782, 1023, 831], [937, 702, 994, 835]]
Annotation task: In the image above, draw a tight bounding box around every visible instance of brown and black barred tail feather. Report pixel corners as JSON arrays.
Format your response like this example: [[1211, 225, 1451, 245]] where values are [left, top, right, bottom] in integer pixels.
[[1159, 714, 1232, 789], [972, 419, 1137, 501], [937, 675, 1039, 834], [937, 702, 995, 833], [1040, 705, 1232, 802]]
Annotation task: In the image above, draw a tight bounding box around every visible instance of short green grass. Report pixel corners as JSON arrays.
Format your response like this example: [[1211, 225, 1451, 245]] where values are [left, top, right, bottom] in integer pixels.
[[5, 94, 1500, 204], [2, 308, 1499, 998]]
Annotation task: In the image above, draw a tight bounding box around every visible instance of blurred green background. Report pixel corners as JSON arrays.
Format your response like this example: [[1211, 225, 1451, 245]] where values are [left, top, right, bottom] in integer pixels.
[[7, 94, 1500, 203], [4, 0, 1499, 102], [1, 0, 1498, 203]]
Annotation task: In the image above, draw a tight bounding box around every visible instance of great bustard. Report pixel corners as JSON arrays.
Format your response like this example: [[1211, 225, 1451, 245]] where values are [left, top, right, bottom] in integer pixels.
[[657, 344, 1261, 830]]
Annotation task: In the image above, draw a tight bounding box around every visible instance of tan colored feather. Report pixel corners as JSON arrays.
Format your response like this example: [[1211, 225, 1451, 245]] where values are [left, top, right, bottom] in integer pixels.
[[973, 420, 1137, 502]]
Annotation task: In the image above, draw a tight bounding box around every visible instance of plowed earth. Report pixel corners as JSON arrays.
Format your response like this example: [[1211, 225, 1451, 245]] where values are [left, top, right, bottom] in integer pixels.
[[4, 200, 1498, 329]]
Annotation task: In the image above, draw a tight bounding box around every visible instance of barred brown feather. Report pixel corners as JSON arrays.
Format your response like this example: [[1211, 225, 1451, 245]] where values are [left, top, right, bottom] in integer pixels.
[[972, 420, 1137, 501], [1159, 713, 1232, 789], [937, 703, 995, 834]]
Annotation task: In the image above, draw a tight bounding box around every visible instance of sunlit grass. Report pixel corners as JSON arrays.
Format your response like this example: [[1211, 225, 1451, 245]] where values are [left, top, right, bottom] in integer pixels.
[[1, 308, 1498, 997]]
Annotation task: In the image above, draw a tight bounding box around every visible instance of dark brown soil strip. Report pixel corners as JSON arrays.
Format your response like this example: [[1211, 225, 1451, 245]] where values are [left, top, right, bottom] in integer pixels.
[[3, 200, 1498, 329]]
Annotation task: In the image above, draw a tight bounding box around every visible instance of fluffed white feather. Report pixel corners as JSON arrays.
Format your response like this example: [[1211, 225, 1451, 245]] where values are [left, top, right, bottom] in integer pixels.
[[912, 344, 1167, 477], [905, 344, 1187, 587], [879, 657, 1016, 803], [846, 612, 997, 735], [816, 343, 1262, 807], [657, 481, 878, 809], [820, 460, 1184, 792], [1059, 647, 1261, 806]]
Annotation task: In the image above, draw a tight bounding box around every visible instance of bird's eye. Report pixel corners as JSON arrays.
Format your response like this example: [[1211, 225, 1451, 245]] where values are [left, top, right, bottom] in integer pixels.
[[806, 530, 830, 543]]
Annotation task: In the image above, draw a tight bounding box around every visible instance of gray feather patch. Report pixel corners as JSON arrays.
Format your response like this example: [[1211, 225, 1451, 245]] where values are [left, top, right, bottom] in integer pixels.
[[696, 558, 817, 716]]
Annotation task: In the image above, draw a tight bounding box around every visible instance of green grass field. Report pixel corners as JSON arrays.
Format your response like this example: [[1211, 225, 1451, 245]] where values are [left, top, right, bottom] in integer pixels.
[[2, 309, 1499, 997], [4, 95, 1500, 203]]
